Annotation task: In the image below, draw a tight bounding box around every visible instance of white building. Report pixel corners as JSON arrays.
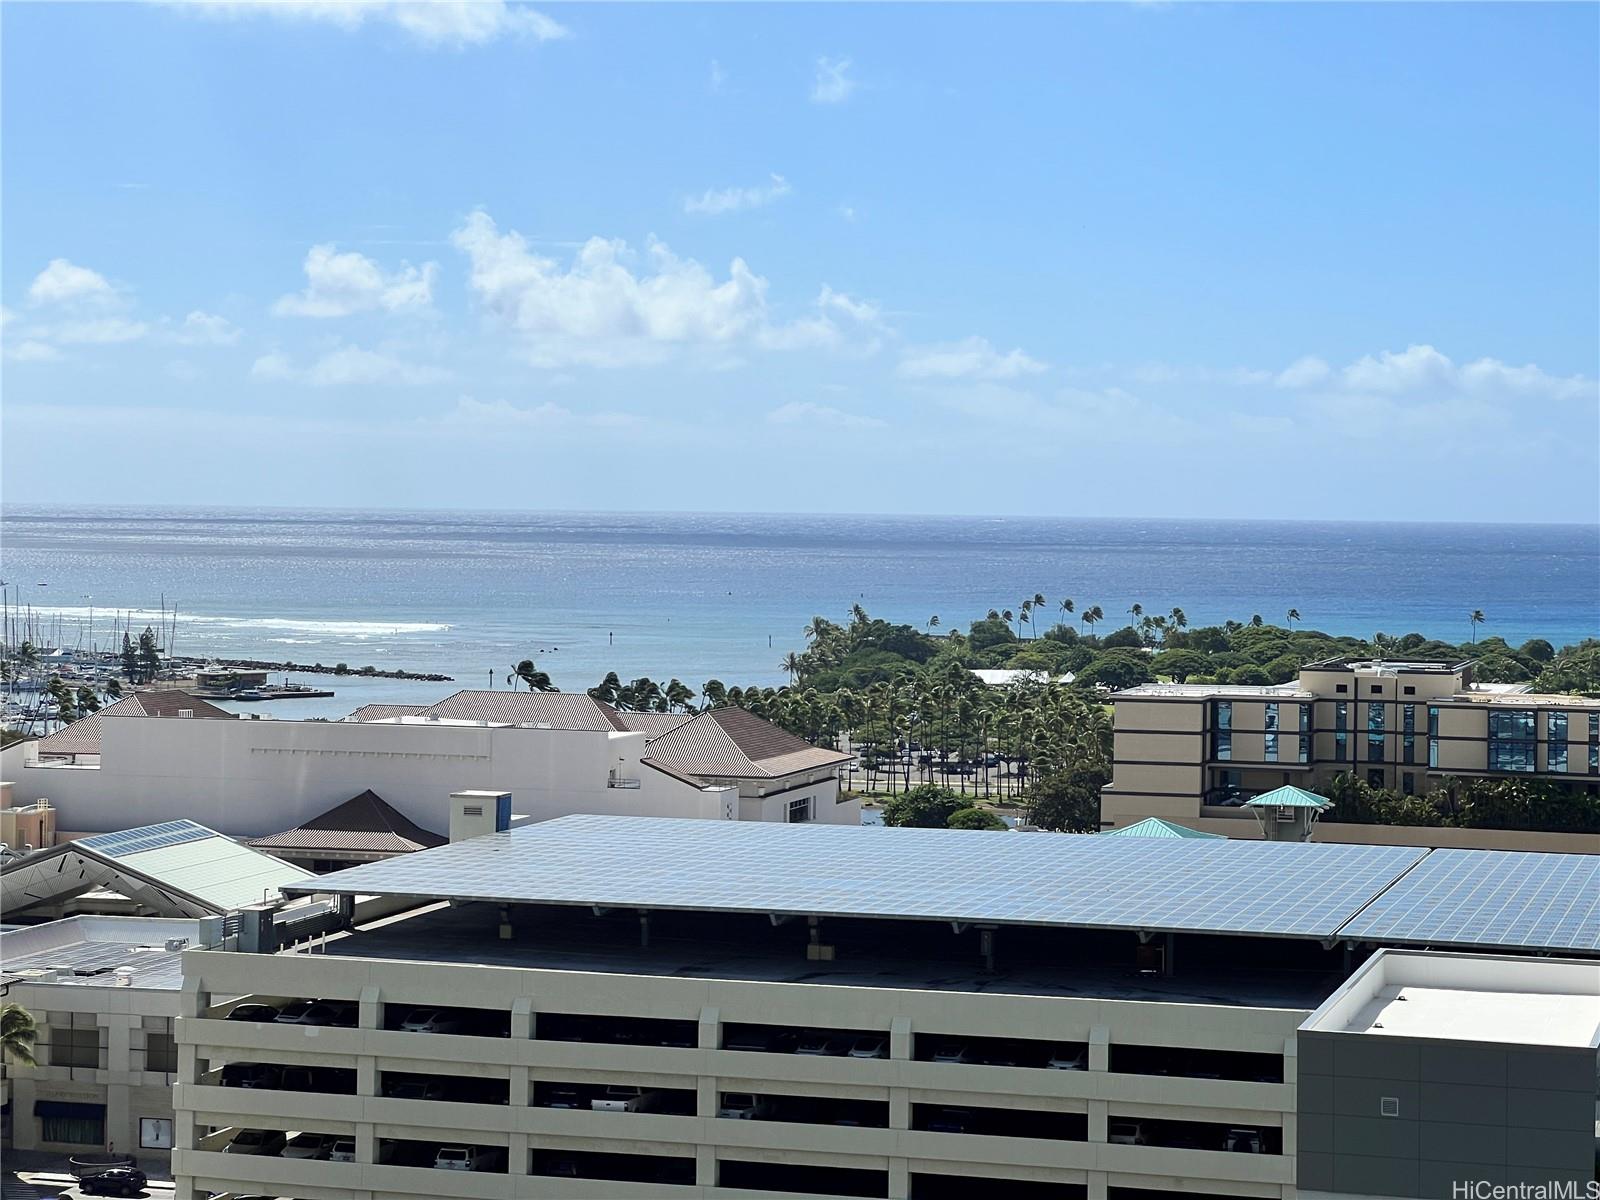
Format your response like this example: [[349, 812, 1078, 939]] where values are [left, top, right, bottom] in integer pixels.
[[1, 915, 224, 1169], [169, 816, 1599, 1200], [0, 690, 857, 842]]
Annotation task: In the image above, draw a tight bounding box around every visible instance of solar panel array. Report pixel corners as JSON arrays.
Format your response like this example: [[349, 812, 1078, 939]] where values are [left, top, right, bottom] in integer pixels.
[[1336, 848, 1600, 953], [80, 820, 215, 859], [289, 815, 1431, 942]]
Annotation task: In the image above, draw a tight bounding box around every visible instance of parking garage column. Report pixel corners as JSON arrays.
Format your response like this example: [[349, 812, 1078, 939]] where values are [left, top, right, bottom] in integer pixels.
[[1087, 1170, 1107, 1200], [695, 1143, 715, 1188], [357, 1054, 377, 1096], [1089, 1024, 1110, 1072], [358, 984, 382, 1028], [356, 1120, 376, 1164], [1087, 1098, 1108, 1142], [888, 1157, 909, 1200], [511, 995, 535, 1040], [508, 1131, 530, 1176], [889, 1087, 910, 1130]]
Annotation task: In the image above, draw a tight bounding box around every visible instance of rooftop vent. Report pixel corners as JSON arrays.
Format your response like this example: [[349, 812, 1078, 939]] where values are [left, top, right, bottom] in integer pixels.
[[178, 709, 194, 719], [114, 967, 134, 986], [164, 937, 188, 952]]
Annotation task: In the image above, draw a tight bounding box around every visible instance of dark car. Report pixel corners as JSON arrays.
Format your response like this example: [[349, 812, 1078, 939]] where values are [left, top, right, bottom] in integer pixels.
[[272, 999, 317, 1024], [79, 1167, 148, 1197], [225, 1002, 279, 1022], [292, 1001, 358, 1027]]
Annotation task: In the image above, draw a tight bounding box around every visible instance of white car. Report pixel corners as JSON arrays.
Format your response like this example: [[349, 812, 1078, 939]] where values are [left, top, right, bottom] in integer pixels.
[[591, 1086, 655, 1112], [1108, 1121, 1147, 1146], [435, 1146, 498, 1171], [1047, 1048, 1088, 1071], [398, 1007, 463, 1034], [847, 1036, 888, 1059], [327, 1138, 356, 1163], [717, 1092, 771, 1120]]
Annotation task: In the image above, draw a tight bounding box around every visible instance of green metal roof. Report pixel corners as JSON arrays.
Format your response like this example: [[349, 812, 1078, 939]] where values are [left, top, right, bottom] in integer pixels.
[[1245, 785, 1333, 810], [1100, 817, 1226, 840]]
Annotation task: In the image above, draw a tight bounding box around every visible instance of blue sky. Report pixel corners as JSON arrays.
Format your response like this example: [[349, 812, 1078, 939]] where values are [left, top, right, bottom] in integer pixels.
[[3, 1, 1596, 520]]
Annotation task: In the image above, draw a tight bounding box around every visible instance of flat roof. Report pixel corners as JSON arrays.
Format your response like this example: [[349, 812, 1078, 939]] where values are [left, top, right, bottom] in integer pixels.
[[287, 816, 1600, 957], [0, 915, 216, 991], [1302, 949, 1600, 1049]]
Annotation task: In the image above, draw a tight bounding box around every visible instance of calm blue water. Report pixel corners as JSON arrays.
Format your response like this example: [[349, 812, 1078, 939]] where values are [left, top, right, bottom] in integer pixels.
[[1, 506, 1595, 719]]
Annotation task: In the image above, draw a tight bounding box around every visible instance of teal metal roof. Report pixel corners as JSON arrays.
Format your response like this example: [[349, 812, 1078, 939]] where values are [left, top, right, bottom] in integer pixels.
[[1245, 785, 1333, 810], [1100, 817, 1225, 840]]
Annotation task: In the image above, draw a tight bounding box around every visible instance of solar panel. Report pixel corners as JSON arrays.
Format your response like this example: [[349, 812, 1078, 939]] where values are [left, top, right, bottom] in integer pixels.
[[1336, 848, 1600, 953], [80, 820, 215, 859], [286, 815, 1428, 941]]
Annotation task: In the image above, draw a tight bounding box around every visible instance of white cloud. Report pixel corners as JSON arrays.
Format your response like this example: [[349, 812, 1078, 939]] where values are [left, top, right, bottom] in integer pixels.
[[173, 310, 242, 345], [252, 345, 448, 387], [163, 1, 567, 47], [1340, 344, 1455, 394], [837, 203, 857, 223], [274, 244, 437, 317], [27, 259, 120, 307], [45, 317, 150, 344], [811, 56, 856, 104], [4, 340, 62, 363], [708, 59, 726, 93], [1275, 355, 1330, 388], [769, 401, 885, 429], [898, 336, 1047, 381], [438, 396, 640, 430], [684, 173, 791, 216], [451, 209, 877, 368]]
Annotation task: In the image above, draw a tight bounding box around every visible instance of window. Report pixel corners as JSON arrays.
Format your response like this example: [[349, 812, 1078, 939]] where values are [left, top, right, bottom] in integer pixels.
[[1403, 686, 1416, 696], [1591, 744, 1599, 775], [1213, 701, 1232, 761], [1299, 735, 1310, 764], [1488, 709, 1536, 773], [1548, 712, 1569, 773], [1427, 706, 1439, 768], [1263, 703, 1278, 762], [1335, 702, 1348, 761], [1299, 703, 1311, 733], [1402, 772, 1415, 795], [1335, 732, 1347, 762], [145, 1033, 177, 1074], [1367, 769, 1385, 787], [786, 796, 814, 823], [1402, 705, 1416, 764], [1335, 683, 1348, 694], [1403, 704, 1415, 733], [1369, 684, 1383, 695], [37, 1102, 105, 1146], [1367, 701, 1385, 762], [1590, 713, 1599, 741], [50, 1028, 100, 1070]]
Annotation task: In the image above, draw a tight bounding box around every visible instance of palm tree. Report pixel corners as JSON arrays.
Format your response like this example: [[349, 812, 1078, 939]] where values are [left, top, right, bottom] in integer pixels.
[[1168, 607, 1187, 632], [1031, 594, 1046, 638], [588, 671, 621, 705], [1082, 605, 1103, 637], [701, 679, 727, 710], [1286, 608, 1301, 629], [1019, 600, 1032, 638], [803, 615, 831, 642], [1058, 597, 1075, 630], [1468, 610, 1486, 644], [663, 679, 696, 712], [1128, 602, 1143, 629], [507, 660, 557, 692], [781, 651, 803, 683], [1001, 610, 1014, 637], [1, 1003, 37, 1067], [927, 616, 940, 632]]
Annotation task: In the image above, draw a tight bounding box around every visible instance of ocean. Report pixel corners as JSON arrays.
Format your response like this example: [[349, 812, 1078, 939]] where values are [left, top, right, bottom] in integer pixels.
[[2, 506, 1596, 721]]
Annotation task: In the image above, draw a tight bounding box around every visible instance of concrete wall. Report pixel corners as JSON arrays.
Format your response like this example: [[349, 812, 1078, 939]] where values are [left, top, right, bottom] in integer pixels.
[[173, 947, 1306, 1200], [1297, 1030, 1598, 1198], [3, 983, 182, 1167], [1, 716, 851, 838]]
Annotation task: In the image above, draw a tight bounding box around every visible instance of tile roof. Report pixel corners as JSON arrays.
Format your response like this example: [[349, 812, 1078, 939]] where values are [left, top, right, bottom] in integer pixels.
[[345, 703, 429, 722], [611, 711, 694, 736], [641, 706, 852, 781], [408, 689, 629, 731], [247, 790, 446, 856], [34, 690, 234, 757]]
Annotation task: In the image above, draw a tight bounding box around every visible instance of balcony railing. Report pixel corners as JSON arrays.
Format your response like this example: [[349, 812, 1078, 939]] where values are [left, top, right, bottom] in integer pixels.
[[607, 774, 642, 789]]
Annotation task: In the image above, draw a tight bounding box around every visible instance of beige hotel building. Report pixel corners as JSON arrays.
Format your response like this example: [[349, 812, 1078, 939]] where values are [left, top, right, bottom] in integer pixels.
[[1100, 659, 1600, 845]]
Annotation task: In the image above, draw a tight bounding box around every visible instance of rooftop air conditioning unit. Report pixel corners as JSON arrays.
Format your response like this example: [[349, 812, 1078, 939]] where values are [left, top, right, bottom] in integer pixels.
[[164, 937, 189, 952], [114, 967, 135, 986]]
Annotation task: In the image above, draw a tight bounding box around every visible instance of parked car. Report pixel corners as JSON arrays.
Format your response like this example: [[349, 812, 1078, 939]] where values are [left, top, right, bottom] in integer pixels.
[[434, 1146, 500, 1171], [724, 1028, 795, 1053], [1224, 1127, 1264, 1154], [327, 1139, 357, 1163], [221, 1063, 280, 1089], [384, 1076, 447, 1101], [281, 1132, 335, 1160], [224, 1129, 287, 1156], [926, 1107, 973, 1134], [1108, 1121, 1147, 1146], [930, 1041, 971, 1064], [294, 1001, 358, 1027], [79, 1167, 148, 1197], [717, 1092, 772, 1120], [397, 1007, 462, 1035], [224, 1002, 279, 1023], [847, 1035, 888, 1059], [591, 1085, 657, 1112], [795, 1032, 850, 1056], [272, 999, 317, 1024], [278, 1067, 316, 1092], [1046, 1048, 1088, 1070], [540, 1086, 584, 1109], [544, 1158, 579, 1177]]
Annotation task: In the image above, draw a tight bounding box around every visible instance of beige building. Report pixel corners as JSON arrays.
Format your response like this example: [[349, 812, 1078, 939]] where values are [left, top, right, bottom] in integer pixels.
[[1, 915, 222, 1168], [169, 815, 1599, 1200], [1102, 659, 1600, 846]]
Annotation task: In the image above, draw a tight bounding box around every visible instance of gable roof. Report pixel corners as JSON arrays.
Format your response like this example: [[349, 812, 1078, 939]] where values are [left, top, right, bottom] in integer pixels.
[[247, 789, 446, 857], [1100, 817, 1226, 840], [345, 703, 429, 722], [403, 689, 628, 731], [34, 690, 234, 757], [641, 706, 852, 781]]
